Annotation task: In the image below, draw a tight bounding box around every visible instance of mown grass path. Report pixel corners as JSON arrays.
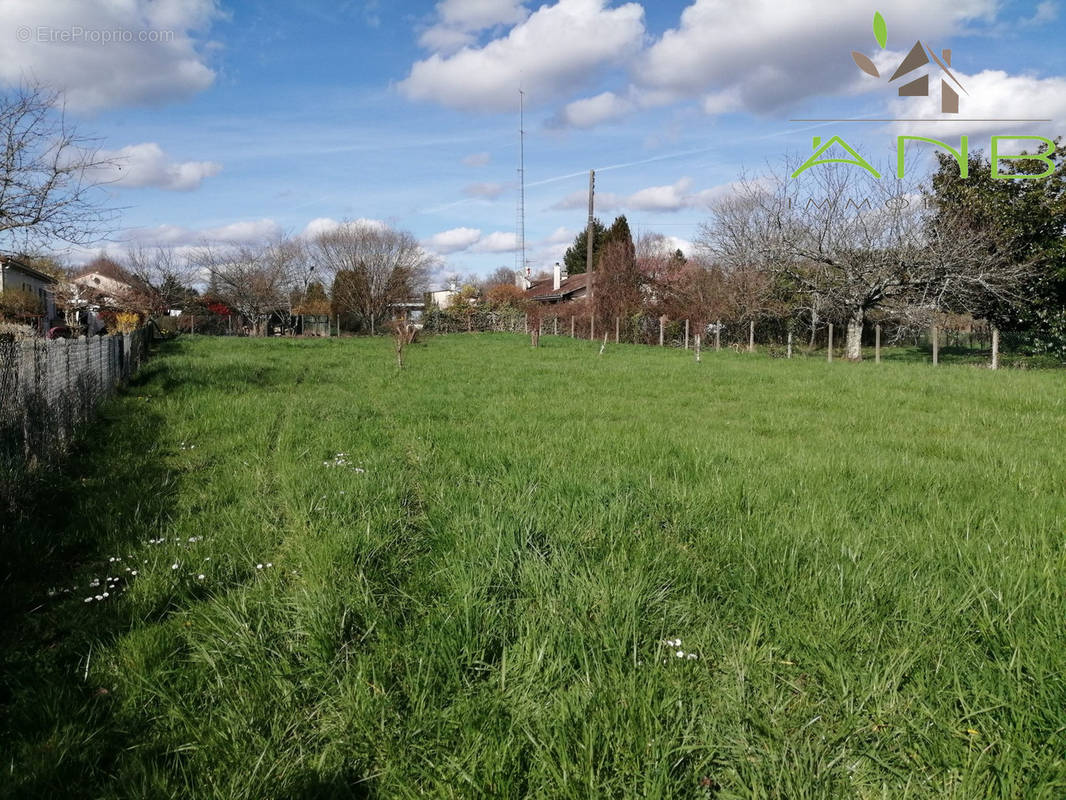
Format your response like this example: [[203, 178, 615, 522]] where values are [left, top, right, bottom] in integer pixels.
[[2, 334, 1065, 798]]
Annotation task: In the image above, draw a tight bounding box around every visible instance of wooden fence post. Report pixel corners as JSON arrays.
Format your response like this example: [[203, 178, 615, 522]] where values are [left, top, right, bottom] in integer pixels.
[[715, 320, 721, 351], [554, 317, 558, 336], [991, 327, 999, 370], [748, 320, 755, 353], [787, 331, 792, 359], [524, 314, 528, 335], [659, 316, 665, 347], [684, 319, 690, 350], [695, 333, 702, 362], [827, 323, 833, 362], [590, 315, 595, 341], [571, 316, 575, 338], [875, 324, 881, 363], [931, 325, 939, 365], [615, 316, 620, 343]]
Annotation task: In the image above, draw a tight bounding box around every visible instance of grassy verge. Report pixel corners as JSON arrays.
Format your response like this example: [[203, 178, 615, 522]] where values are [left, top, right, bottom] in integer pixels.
[[2, 333, 1065, 798]]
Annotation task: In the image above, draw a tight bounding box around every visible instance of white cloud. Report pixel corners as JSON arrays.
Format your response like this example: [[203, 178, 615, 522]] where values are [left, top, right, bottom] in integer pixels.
[[420, 0, 529, 53], [462, 151, 492, 167], [463, 182, 507, 199], [301, 217, 389, 238], [425, 226, 483, 254], [551, 189, 620, 211], [1021, 1, 1057, 25], [635, 0, 996, 116], [890, 69, 1066, 137], [121, 218, 283, 247], [97, 143, 221, 191], [401, 0, 645, 112], [545, 226, 575, 244], [552, 177, 760, 214], [472, 231, 518, 252], [553, 91, 635, 128], [206, 219, 283, 243], [0, 0, 220, 111], [438, 0, 528, 30], [626, 178, 693, 212]]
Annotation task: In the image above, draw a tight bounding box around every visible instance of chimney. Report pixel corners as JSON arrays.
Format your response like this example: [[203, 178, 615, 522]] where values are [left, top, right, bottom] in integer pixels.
[[553, 262, 561, 291]]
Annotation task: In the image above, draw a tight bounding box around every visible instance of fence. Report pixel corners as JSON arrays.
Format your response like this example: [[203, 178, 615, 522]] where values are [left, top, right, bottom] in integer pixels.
[[419, 306, 1030, 366], [1, 330, 152, 496]]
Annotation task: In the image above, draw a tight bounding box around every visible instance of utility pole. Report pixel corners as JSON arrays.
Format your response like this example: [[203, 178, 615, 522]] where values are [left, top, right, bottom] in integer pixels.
[[586, 169, 595, 300]]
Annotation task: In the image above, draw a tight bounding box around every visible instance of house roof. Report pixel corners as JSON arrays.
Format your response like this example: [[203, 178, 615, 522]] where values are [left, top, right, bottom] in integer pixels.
[[73, 259, 137, 288], [0, 255, 59, 284], [524, 271, 590, 302]]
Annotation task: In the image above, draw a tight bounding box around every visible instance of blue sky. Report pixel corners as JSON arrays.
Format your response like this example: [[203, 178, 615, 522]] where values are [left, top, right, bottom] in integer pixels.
[[2, 0, 1064, 284]]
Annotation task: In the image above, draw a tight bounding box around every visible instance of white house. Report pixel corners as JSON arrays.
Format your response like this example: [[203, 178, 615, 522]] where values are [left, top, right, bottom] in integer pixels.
[[0, 256, 58, 333]]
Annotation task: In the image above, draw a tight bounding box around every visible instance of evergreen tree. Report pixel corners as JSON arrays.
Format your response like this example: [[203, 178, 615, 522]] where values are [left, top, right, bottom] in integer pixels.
[[929, 140, 1066, 355], [562, 218, 607, 274], [602, 215, 635, 260]]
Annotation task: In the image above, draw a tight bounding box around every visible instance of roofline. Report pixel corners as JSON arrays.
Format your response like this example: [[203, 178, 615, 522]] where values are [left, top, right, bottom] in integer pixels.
[[0, 256, 58, 284], [73, 269, 132, 284]]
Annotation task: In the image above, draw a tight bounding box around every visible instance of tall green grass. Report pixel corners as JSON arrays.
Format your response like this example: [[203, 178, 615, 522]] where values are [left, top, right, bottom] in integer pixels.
[[2, 333, 1065, 798]]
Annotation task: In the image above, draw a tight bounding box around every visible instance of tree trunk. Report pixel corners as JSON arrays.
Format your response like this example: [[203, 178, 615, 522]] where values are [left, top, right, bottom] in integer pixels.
[[845, 307, 864, 361]]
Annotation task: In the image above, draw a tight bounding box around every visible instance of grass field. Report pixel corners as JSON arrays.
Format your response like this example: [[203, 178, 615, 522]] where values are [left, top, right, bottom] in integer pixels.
[[3, 333, 1066, 798]]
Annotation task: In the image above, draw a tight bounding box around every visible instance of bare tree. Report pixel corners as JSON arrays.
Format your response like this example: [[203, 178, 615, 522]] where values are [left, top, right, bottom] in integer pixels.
[[309, 221, 432, 331], [594, 238, 644, 325], [195, 237, 302, 335], [484, 267, 518, 289], [123, 245, 198, 315], [0, 86, 116, 248], [700, 160, 1031, 360]]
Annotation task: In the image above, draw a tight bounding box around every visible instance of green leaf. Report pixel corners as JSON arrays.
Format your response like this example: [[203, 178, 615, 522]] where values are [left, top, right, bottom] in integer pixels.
[[873, 12, 887, 48]]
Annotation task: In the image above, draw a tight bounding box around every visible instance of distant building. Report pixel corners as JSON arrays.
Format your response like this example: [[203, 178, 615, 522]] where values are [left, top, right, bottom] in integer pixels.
[[69, 262, 140, 333], [521, 262, 590, 304], [71, 263, 137, 305], [428, 279, 459, 310], [0, 256, 59, 333]]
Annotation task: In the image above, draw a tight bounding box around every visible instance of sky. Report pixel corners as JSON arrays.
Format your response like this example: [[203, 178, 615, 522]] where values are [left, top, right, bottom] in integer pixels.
[[1, 0, 1064, 286]]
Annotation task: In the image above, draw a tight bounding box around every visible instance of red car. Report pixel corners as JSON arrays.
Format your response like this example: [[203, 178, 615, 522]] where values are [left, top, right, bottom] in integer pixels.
[[46, 326, 73, 339]]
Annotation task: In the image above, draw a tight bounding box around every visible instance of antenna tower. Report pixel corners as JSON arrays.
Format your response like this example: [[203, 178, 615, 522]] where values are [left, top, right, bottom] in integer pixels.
[[516, 89, 526, 275]]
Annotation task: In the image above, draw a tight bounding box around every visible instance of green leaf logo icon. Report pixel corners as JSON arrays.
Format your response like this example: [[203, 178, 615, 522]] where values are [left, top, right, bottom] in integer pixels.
[[873, 12, 887, 48]]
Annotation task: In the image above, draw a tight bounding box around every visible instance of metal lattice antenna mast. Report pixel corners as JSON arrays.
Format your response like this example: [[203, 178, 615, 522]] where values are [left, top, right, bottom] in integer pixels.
[[516, 89, 526, 275]]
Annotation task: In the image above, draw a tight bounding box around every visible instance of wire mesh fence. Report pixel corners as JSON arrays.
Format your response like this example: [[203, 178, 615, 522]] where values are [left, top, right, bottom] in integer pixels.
[[1, 330, 151, 507], [418, 306, 1030, 366]]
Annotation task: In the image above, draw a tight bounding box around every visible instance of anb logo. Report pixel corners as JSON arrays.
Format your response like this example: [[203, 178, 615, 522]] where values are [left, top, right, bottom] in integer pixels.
[[789, 11, 1055, 181], [851, 12, 966, 114]]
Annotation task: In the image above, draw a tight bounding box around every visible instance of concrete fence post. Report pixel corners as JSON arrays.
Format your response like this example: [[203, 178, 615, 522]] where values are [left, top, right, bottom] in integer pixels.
[[828, 324, 833, 362]]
